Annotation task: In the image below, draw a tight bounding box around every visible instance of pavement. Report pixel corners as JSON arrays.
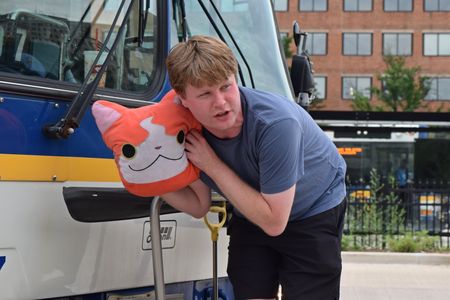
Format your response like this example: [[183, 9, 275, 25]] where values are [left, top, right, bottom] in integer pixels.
[[340, 252, 450, 300]]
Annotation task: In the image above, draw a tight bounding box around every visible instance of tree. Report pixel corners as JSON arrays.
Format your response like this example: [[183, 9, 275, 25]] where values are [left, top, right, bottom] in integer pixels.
[[281, 35, 293, 59], [309, 86, 326, 109], [351, 90, 376, 111], [352, 56, 431, 112]]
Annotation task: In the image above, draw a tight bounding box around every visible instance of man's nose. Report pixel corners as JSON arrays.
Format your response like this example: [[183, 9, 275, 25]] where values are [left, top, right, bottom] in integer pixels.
[[212, 92, 227, 108]]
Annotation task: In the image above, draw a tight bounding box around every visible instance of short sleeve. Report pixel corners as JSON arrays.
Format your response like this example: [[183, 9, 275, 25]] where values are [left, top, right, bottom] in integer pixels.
[[258, 118, 304, 194]]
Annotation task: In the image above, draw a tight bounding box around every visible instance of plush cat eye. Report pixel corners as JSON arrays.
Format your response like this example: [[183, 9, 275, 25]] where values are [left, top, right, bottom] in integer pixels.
[[177, 130, 185, 144], [122, 144, 136, 159]]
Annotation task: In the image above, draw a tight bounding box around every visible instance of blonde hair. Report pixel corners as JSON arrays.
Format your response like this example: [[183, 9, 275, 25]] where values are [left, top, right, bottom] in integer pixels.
[[166, 35, 238, 96]]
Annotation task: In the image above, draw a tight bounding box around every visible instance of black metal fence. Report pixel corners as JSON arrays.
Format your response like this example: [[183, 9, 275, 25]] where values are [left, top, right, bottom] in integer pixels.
[[343, 181, 450, 250]]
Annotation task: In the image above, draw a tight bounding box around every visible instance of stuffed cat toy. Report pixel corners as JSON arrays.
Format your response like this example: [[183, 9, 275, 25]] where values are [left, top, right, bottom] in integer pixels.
[[91, 90, 201, 197]]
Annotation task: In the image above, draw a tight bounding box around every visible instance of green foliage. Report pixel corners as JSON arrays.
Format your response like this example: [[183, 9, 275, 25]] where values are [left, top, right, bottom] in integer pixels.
[[281, 35, 293, 59], [384, 175, 405, 234], [309, 86, 326, 109], [309, 97, 326, 110], [387, 231, 439, 252], [342, 169, 448, 252], [351, 90, 373, 111], [343, 169, 446, 252], [351, 56, 431, 112], [341, 235, 362, 251], [341, 235, 351, 251], [372, 56, 431, 112], [345, 169, 406, 250], [388, 234, 418, 252]]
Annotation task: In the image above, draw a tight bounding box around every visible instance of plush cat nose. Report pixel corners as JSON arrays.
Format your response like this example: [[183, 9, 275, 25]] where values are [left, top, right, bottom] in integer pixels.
[[155, 146, 162, 150]]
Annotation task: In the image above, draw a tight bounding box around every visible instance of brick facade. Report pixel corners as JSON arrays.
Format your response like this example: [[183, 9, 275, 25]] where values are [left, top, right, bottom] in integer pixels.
[[275, 0, 450, 111]]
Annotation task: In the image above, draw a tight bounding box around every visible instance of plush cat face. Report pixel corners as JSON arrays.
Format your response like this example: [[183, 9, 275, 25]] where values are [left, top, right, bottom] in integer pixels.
[[92, 90, 201, 197]]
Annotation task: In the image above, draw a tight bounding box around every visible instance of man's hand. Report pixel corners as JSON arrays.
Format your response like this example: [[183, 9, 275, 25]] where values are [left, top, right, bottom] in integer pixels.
[[185, 129, 220, 174], [184, 130, 294, 236]]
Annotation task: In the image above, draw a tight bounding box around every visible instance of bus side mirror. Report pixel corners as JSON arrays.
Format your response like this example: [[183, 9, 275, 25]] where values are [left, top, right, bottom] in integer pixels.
[[290, 55, 315, 106], [290, 21, 315, 110]]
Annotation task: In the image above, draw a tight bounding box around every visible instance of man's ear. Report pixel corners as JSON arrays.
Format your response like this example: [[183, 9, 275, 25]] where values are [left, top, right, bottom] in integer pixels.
[[176, 93, 189, 109]]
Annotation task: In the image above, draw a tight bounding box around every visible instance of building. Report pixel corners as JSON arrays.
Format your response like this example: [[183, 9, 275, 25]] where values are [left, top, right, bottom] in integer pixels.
[[274, 0, 450, 112]]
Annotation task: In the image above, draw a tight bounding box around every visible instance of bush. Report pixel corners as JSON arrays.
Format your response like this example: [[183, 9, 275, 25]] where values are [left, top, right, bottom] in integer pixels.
[[387, 234, 418, 252], [341, 235, 362, 251], [341, 235, 351, 251], [387, 231, 438, 252]]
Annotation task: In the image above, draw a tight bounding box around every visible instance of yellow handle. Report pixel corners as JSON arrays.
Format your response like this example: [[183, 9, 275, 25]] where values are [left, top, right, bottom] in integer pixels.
[[203, 202, 227, 242]]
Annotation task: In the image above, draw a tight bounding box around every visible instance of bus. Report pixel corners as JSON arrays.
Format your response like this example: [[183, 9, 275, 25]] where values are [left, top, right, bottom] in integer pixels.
[[0, 1, 311, 299]]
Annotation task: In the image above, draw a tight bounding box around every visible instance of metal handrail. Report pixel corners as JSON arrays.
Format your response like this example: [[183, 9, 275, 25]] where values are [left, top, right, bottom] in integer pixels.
[[150, 196, 166, 299]]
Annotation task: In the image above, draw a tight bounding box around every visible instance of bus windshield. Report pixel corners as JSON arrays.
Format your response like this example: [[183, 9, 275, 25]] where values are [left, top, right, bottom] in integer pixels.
[[180, 0, 293, 99]]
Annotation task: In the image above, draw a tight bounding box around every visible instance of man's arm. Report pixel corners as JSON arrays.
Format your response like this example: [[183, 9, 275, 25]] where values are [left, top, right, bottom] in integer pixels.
[[186, 130, 295, 236], [161, 179, 211, 219], [210, 160, 295, 236]]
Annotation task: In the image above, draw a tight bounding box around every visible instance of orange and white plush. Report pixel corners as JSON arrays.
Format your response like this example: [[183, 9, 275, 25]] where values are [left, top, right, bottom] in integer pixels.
[[92, 90, 201, 197]]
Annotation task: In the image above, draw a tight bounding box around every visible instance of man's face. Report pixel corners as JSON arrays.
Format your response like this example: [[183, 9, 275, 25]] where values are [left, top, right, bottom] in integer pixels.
[[180, 75, 242, 138]]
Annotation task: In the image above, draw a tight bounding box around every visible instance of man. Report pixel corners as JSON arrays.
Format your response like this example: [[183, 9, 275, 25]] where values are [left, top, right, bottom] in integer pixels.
[[161, 35, 347, 300]]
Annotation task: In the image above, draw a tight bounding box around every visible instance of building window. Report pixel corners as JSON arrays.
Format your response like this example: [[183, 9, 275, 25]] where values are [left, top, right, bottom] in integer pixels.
[[272, 0, 288, 11], [342, 76, 372, 99], [424, 0, 450, 11], [384, 0, 413, 11], [279, 31, 289, 39], [314, 76, 327, 99], [299, 0, 327, 11], [305, 33, 327, 55], [344, 0, 372, 11], [424, 33, 450, 56], [383, 33, 412, 55], [343, 33, 372, 55], [425, 77, 450, 100]]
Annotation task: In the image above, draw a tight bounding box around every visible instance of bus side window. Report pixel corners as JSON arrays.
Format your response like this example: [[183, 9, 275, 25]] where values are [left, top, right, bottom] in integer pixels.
[[0, 11, 69, 80], [0, 1, 161, 96]]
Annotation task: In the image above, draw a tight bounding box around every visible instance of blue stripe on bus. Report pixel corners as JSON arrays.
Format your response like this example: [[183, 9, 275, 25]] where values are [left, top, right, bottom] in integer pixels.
[[1, 94, 113, 158], [0, 79, 174, 158], [0, 256, 5, 270]]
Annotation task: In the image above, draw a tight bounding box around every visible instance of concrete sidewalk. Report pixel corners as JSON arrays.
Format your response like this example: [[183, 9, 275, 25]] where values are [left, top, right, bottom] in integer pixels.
[[341, 252, 450, 300]]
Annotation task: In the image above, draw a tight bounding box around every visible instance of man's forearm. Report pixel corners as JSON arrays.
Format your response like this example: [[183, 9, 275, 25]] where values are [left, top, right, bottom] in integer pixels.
[[161, 179, 211, 218], [206, 160, 291, 236]]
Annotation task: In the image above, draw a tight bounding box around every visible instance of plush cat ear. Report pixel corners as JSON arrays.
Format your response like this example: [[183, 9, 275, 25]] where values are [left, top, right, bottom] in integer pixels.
[[173, 95, 182, 105], [160, 89, 187, 109], [92, 100, 124, 134]]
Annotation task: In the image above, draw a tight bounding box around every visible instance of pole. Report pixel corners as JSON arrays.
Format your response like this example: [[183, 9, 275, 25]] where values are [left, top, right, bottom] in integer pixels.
[[150, 196, 166, 299], [204, 202, 227, 300]]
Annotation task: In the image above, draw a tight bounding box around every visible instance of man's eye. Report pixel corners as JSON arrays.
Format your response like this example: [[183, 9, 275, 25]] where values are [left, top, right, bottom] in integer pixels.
[[221, 84, 231, 90], [177, 130, 185, 144], [122, 144, 136, 159]]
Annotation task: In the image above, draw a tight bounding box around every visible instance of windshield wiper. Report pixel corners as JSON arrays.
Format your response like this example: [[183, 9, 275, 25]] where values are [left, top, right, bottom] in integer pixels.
[[138, 0, 149, 46], [68, 0, 97, 44], [197, 0, 255, 88], [63, 0, 106, 74], [173, 0, 190, 42], [44, 0, 135, 139]]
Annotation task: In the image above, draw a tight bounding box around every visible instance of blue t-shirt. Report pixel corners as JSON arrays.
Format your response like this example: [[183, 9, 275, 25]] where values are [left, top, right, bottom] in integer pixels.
[[200, 87, 346, 220]]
